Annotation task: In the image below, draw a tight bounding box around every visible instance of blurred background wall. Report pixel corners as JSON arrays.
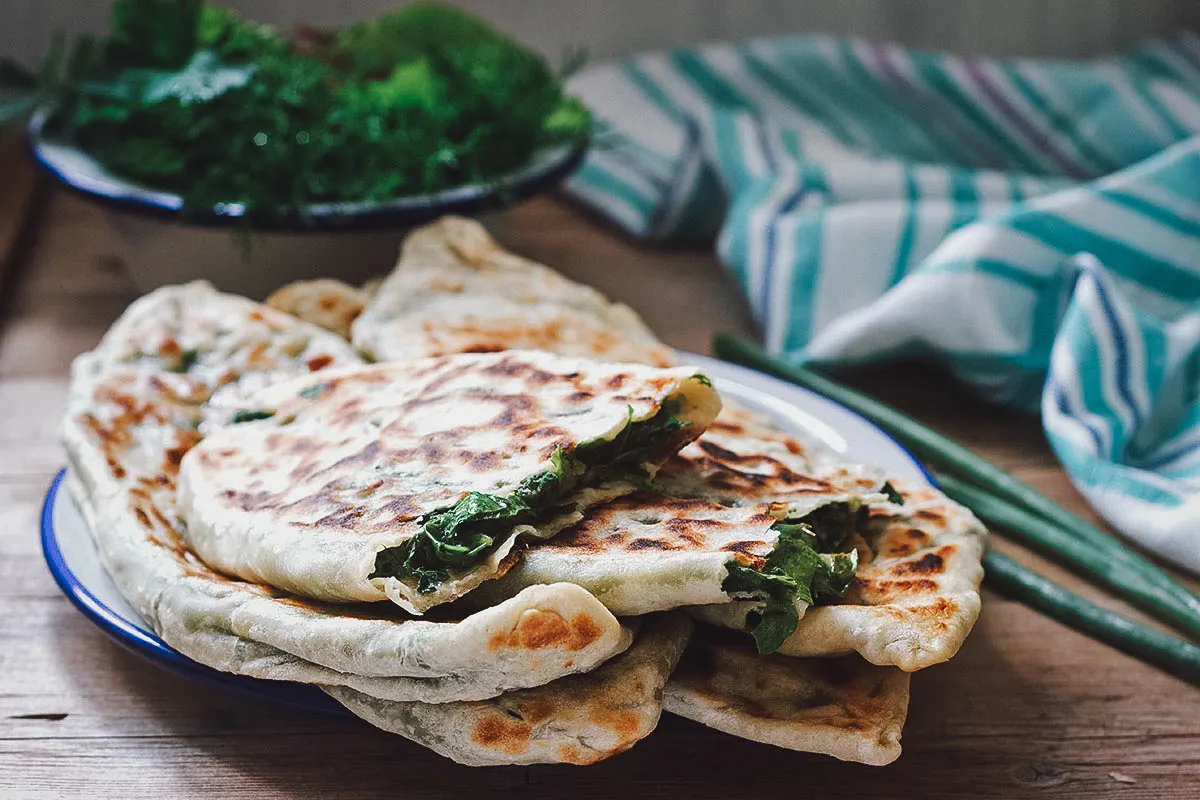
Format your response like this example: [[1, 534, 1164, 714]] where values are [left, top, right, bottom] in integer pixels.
[[5, 0, 1200, 69]]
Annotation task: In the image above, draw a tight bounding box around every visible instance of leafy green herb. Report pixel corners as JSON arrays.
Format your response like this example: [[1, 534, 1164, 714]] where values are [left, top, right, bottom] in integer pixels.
[[230, 408, 276, 423], [761, 522, 834, 606], [692, 373, 713, 388], [36, 1, 590, 223], [197, 4, 287, 60], [110, 0, 204, 70], [882, 481, 905, 505], [168, 347, 200, 373], [799, 501, 867, 550], [813, 551, 859, 598], [370, 448, 582, 593], [371, 395, 691, 594], [298, 382, 328, 399], [572, 398, 689, 475], [721, 509, 860, 654], [332, 2, 505, 78], [715, 333, 1200, 665], [722, 563, 801, 654]]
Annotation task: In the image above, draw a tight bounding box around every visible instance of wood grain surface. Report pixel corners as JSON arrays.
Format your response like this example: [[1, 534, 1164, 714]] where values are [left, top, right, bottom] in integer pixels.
[[0, 191, 1197, 799]]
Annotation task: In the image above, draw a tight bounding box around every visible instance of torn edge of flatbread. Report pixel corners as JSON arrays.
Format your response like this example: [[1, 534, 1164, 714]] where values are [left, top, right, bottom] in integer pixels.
[[772, 479, 986, 670], [670, 405, 985, 671]]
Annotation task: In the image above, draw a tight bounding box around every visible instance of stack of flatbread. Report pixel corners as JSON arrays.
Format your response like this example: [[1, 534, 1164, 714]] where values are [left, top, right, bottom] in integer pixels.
[[62, 217, 985, 767]]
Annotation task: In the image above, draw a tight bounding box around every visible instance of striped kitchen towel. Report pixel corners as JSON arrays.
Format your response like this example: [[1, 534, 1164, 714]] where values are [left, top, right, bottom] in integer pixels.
[[565, 33, 1200, 573]]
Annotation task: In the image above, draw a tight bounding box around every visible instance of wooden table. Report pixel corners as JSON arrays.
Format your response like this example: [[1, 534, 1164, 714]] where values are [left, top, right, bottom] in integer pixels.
[[1, 190, 1197, 799]]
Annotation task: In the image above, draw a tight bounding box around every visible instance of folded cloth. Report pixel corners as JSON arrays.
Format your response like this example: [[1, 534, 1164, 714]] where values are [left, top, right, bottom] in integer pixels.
[[565, 33, 1200, 573]]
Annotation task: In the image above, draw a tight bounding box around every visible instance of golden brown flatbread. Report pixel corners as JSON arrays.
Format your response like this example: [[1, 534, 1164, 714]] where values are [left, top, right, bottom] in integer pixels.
[[351, 216, 677, 367], [664, 626, 910, 765], [265, 278, 369, 339], [327, 613, 693, 766]]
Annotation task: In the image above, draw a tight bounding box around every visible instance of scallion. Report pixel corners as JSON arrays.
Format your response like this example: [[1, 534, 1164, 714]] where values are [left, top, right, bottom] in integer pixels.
[[984, 551, 1200, 685], [937, 471, 1200, 641]]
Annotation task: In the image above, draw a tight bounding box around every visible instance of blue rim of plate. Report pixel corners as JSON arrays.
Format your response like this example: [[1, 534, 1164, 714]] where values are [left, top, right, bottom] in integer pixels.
[[40, 356, 934, 714], [27, 109, 587, 232], [40, 470, 347, 715]]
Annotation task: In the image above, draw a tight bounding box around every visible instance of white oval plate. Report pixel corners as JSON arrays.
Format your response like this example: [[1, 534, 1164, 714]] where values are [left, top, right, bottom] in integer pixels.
[[41, 353, 930, 712]]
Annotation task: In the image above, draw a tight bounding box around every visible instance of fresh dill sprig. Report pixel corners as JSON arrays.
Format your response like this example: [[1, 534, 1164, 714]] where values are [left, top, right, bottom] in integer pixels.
[[35, 1, 590, 224]]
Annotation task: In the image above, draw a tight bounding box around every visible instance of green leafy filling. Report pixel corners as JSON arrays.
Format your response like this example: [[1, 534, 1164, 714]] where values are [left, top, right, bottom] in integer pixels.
[[721, 502, 864, 654], [370, 397, 692, 594], [722, 563, 804, 655], [298, 382, 328, 400], [571, 396, 688, 473], [230, 408, 276, 423], [166, 347, 200, 373], [801, 501, 869, 550], [882, 481, 905, 505]]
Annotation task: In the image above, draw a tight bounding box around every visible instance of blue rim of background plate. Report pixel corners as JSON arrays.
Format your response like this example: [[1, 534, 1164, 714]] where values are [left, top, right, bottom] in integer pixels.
[[27, 109, 586, 233], [40, 359, 934, 714]]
